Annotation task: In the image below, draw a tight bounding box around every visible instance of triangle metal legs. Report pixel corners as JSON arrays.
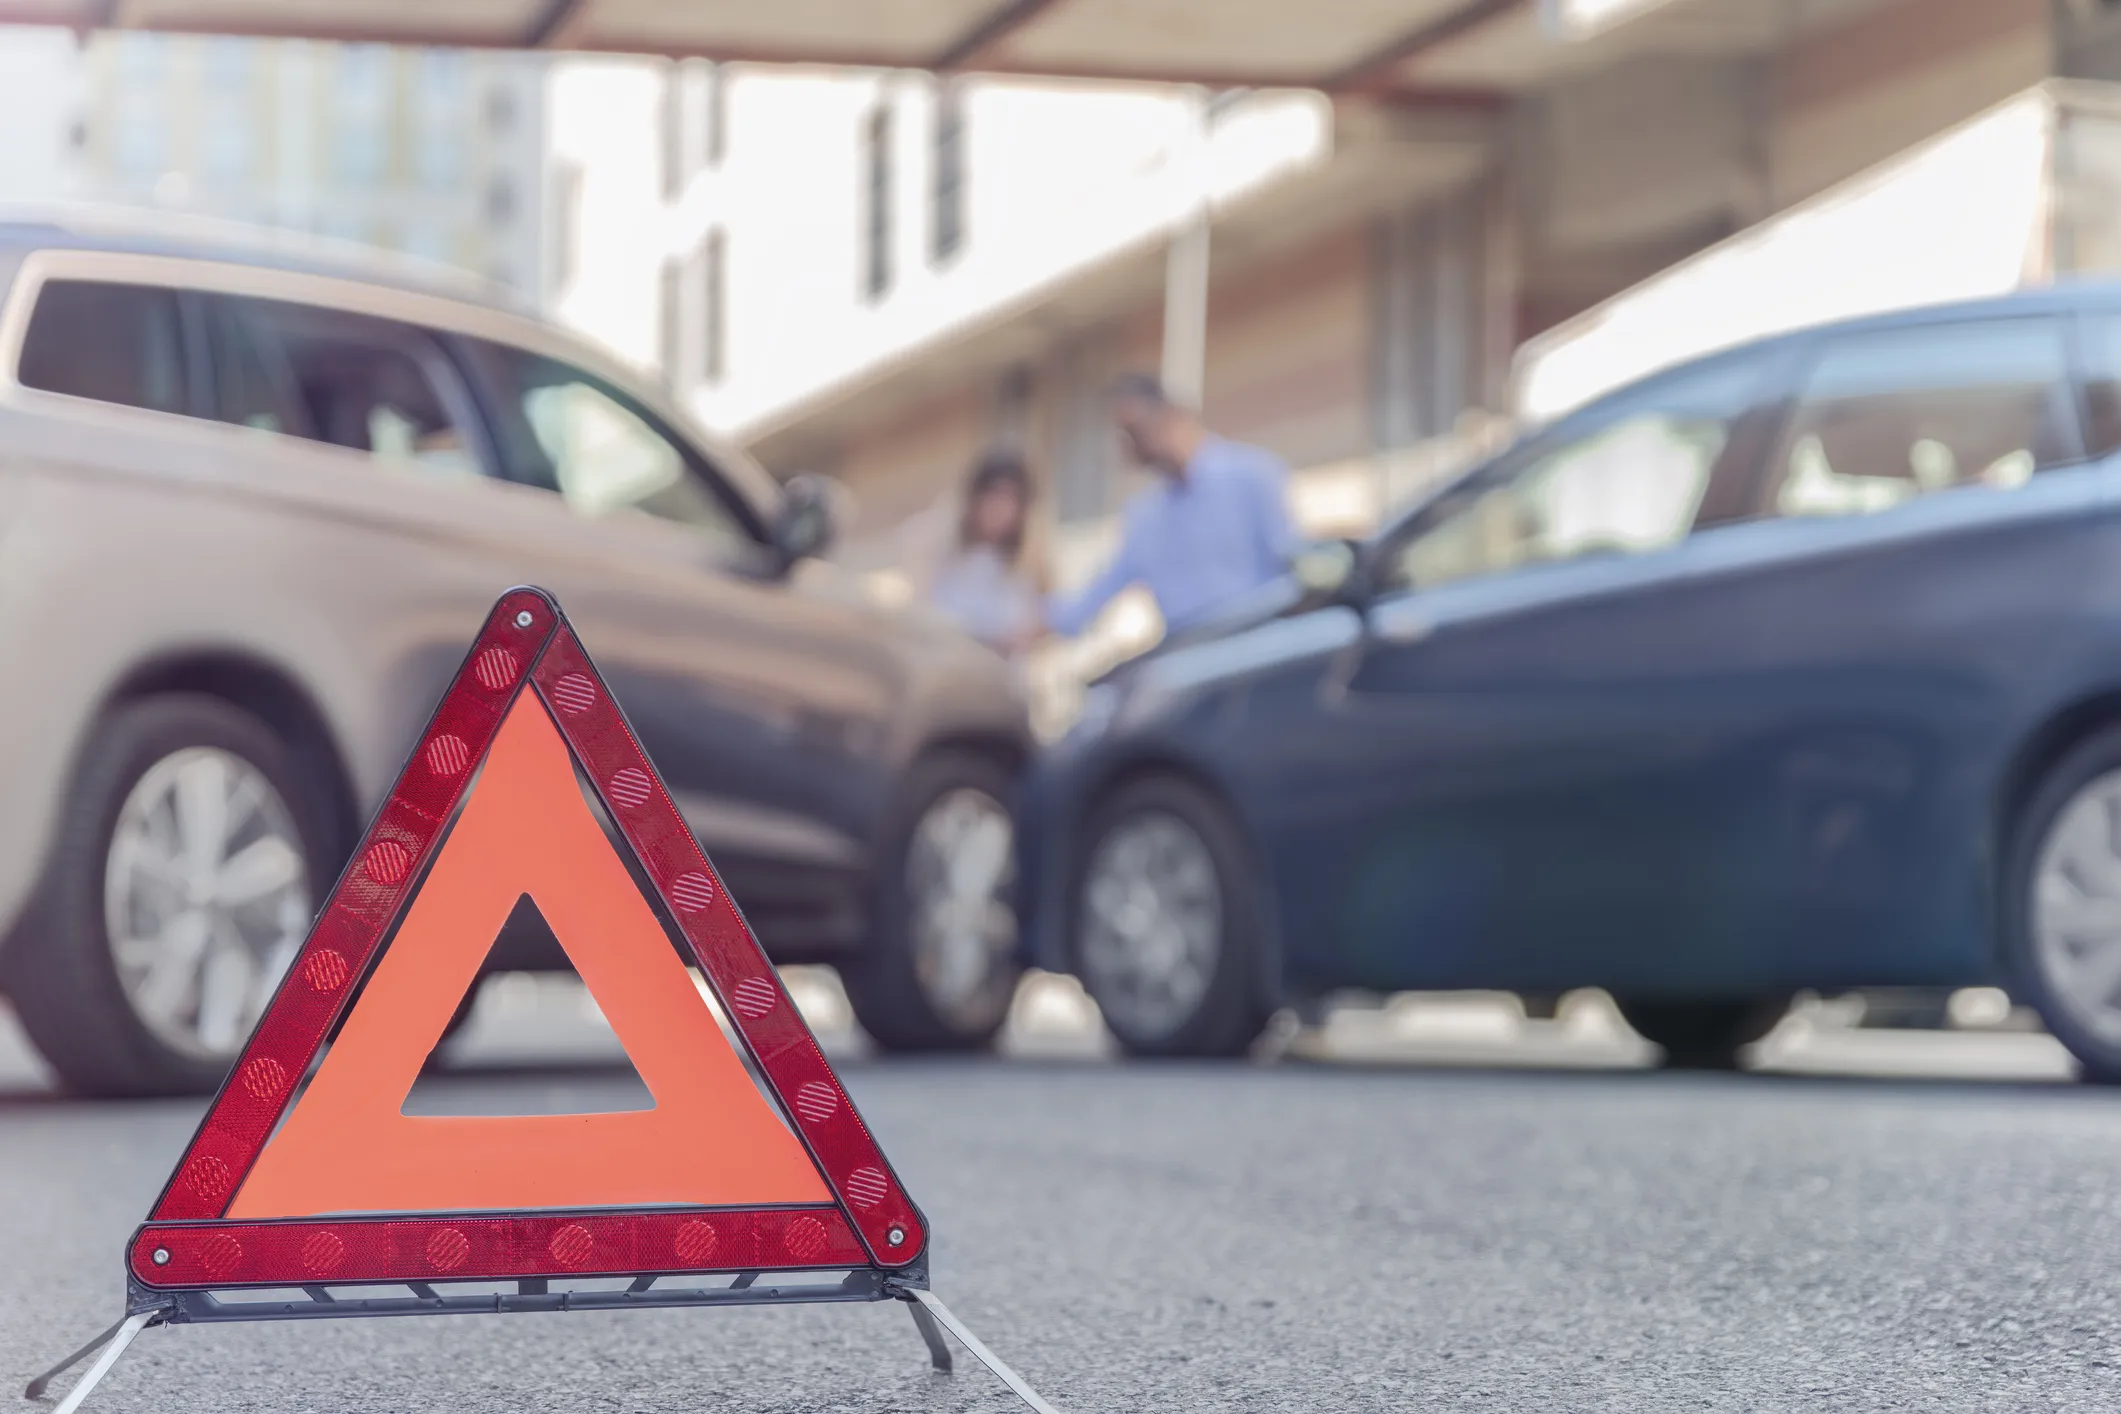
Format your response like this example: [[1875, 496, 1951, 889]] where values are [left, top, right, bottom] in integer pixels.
[[906, 1296, 954, 1372], [906, 1288, 1063, 1414], [25, 1312, 154, 1414], [34, 1296, 1059, 1412]]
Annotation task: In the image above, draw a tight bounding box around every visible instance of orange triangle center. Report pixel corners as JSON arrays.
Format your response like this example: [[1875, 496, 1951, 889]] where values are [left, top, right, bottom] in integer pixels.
[[227, 693, 829, 1218]]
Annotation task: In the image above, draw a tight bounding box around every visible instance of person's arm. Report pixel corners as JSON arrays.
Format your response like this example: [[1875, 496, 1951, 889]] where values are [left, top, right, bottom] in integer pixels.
[[1045, 513, 1141, 637]]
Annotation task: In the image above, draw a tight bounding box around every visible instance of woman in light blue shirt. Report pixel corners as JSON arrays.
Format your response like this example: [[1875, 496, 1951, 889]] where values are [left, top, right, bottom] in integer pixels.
[[927, 452, 1044, 657]]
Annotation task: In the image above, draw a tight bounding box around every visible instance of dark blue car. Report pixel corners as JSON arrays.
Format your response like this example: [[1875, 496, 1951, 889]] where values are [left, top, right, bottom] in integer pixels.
[[1017, 284, 2121, 1076]]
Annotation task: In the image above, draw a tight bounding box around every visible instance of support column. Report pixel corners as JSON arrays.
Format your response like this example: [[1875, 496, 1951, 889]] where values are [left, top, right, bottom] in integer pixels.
[[1161, 87, 1210, 410]]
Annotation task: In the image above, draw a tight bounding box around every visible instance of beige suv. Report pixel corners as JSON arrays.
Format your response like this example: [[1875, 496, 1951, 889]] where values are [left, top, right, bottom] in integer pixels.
[[0, 224, 1030, 1096]]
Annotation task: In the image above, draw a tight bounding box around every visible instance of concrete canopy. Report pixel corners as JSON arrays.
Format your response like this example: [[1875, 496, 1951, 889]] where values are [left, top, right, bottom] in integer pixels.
[[0, 0, 1882, 96]]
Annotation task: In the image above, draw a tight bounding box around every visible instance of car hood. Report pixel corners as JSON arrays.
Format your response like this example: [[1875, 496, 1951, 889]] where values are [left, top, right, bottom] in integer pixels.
[[1092, 574, 1308, 688]]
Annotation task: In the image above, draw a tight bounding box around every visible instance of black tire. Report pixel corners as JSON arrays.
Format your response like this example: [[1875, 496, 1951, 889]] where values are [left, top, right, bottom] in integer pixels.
[[843, 751, 1023, 1052], [2002, 723, 2121, 1084], [1072, 774, 1274, 1058], [1, 695, 328, 1097], [1612, 996, 1789, 1070]]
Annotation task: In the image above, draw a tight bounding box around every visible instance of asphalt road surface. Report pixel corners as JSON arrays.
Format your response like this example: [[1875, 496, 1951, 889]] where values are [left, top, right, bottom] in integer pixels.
[[5, 978, 2121, 1412]]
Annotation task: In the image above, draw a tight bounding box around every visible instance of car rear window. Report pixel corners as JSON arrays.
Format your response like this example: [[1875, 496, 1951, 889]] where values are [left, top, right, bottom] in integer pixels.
[[1763, 317, 2077, 519], [217, 296, 481, 480], [15, 279, 189, 417]]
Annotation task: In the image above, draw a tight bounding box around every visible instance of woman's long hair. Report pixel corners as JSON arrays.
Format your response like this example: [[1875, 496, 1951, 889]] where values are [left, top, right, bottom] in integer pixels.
[[956, 451, 1032, 562]]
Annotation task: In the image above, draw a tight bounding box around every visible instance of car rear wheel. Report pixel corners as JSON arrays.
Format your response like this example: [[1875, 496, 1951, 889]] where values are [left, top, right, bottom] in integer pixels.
[[843, 752, 1022, 1052], [1612, 996, 1789, 1070], [2005, 725, 2121, 1083], [3, 696, 323, 1097], [1074, 775, 1273, 1058]]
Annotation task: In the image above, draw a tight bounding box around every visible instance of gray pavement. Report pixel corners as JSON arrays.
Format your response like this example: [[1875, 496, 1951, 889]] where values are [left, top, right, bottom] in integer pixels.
[[5, 980, 2121, 1411]]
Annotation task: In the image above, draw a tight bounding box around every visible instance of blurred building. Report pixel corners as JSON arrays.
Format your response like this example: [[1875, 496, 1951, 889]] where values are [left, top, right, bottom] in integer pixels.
[[66, 31, 545, 297], [658, 0, 2107, 626], [16, 0, 2121, 661], [547, 61, 1352, 603]]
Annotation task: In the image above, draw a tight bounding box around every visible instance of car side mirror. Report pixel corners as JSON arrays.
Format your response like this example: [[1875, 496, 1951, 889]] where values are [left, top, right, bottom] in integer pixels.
[[1290, 538, 1360, 602], [772, 473, 838, 568]]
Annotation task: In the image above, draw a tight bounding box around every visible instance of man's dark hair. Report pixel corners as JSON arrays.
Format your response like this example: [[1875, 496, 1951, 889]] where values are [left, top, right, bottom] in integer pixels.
[[1109, 372, 1171, 407]]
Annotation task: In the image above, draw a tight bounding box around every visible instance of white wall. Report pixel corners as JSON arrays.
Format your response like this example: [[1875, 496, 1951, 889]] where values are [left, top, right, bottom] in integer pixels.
[[1514, 87, 2055, 423], [547, 59, 668, 368], [547, 62, 1331, 437], [0, 27, 84, 207]]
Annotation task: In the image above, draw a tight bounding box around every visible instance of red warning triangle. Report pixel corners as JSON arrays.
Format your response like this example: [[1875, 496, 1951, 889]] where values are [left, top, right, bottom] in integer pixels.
[[130, 588, 925, 1291], [230, 691, 827, 1216]]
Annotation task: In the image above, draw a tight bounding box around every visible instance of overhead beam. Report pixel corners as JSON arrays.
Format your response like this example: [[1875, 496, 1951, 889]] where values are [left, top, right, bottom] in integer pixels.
[[1323, 0, 1521, 92], [13, 0, 1515, 98], [522, 0, 589, 49], [931, 0, 1067, 73]]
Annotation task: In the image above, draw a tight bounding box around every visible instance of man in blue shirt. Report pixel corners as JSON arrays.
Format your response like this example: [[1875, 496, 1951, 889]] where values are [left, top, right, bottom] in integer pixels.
[[1047, 374, 1298, 638]]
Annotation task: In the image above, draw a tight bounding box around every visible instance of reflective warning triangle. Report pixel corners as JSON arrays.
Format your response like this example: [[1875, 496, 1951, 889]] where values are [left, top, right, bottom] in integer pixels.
[[130, 587, 925, 1289]]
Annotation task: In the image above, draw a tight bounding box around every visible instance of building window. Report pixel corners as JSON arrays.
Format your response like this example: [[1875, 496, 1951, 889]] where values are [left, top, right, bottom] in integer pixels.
[[485, 173, 517, 226], [199, 38, 255, 183], [335, 44, 391, 186], [110, 34, 169, 179], [658, 257, 681, 388], [417, 49, 467, 190], [704, 63, 727, 166], [484, 84, 516, 136], [862, 102, 893, 301], [660, 62, 683, 200], [931, 82, 964, 264], [549, 161, 583, 296], [658, 61, 723, 195], [702, 228, 727, 384]]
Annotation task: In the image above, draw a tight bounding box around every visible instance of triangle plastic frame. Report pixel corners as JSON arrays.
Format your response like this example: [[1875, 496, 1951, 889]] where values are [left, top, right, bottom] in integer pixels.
[[122, 587, 927, 1298]]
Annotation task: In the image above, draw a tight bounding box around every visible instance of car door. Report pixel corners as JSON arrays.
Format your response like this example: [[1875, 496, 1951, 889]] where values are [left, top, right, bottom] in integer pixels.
[[438, 336, 901, 955], [1255, 348, 1785, 997], [197, 290, 901, 957], [1631, 311, 2105, 990]]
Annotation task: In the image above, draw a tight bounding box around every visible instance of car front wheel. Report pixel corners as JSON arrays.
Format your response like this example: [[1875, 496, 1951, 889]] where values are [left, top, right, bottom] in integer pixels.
[[1074, 775, 1272, 1058], [3, 695, 322, 1096], [843, 752, 1022, 1052]]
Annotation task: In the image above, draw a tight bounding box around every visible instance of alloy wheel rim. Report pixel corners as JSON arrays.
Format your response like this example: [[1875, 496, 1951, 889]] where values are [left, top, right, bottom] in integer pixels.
[[103, 747, 312, 1061], [905, 787, 1018, 1032], [1079, 810, 1221, 1040], [2033, 768, 2121, 1046]]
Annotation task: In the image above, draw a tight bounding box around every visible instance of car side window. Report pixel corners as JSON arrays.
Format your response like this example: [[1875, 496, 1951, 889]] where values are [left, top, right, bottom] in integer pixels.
[[460, 338, 756, 556], [219, 296, 481, 480], [201, 294, 304, 437], [1384, 356, 1758, 594], [16, 279, 189, 417], [1762, 317, 2075, 520]]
